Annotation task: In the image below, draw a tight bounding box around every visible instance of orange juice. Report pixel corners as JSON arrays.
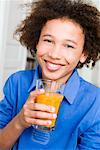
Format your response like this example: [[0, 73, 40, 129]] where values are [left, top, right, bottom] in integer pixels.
[[36, 92, 63, 128]]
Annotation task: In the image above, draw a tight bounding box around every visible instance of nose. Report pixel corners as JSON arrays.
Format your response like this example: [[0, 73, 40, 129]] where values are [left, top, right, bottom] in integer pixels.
[[48, 45, 61, 59]]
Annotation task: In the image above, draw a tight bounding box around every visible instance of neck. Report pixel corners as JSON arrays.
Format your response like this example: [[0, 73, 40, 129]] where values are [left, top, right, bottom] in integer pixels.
[[42, 71, 73, 85]]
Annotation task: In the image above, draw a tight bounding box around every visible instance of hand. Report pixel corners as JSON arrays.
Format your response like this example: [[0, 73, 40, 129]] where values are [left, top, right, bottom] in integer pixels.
[[17, 89, 57, 129]]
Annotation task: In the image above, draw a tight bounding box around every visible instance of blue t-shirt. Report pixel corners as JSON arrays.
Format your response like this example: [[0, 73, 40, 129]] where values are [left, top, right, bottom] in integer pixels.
[[0, 65, 100, 150]]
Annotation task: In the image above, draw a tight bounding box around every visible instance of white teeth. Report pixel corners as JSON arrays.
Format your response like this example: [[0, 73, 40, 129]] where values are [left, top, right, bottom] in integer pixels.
[[48, 63, 58, 68], [46, 61, 61, 71]]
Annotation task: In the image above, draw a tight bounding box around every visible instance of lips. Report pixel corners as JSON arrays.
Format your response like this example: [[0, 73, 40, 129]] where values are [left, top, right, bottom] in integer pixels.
[[45, 60, 63, 71]]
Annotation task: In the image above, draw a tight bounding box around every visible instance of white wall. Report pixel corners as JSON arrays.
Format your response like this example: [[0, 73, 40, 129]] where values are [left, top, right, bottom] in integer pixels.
[[0, 1, 9, 99], [3, 0, 27, 82], [0, 0, 27, 99]]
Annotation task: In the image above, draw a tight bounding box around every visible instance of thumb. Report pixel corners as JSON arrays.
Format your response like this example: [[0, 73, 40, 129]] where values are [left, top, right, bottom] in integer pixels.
[[27, 89, 45, 103]]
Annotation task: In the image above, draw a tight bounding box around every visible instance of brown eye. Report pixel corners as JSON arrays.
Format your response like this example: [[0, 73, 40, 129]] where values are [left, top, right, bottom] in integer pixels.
[[67, 45, 74, 48], [44, 39, 52, 43], [65, 44, 74, 49]]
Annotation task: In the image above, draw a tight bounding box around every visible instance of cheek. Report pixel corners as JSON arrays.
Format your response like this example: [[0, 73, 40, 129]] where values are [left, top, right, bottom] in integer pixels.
[[36, 44, 50, 57], [63, 51, 76, 61], [63, 51, 81, 65], [36, 48, 45, 57], [37, 51, 43, 57]]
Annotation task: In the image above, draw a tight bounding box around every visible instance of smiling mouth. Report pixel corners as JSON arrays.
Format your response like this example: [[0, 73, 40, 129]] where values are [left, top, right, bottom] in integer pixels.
[[44, 60, 65, 71]]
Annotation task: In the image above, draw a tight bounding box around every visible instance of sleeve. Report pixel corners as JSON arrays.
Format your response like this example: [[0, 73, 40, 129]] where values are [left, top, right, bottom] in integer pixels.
[[78, 122, 100, 149], [0, 74, 18, 128], [78, 89, 100, 150]]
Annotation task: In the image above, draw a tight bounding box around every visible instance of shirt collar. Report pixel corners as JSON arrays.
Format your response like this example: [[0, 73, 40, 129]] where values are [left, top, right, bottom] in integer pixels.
[[62, 69, 80, 104], [28, 65, 42, 92], [28, 65, 80, 105]]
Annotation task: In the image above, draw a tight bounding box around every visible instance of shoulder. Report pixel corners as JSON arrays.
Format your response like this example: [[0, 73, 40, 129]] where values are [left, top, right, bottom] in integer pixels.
[[80, 77, 99, 92], [10, 69, 35, 80], [7, 69, 35, 81], [4, 69, 35, 92], [79, 77, 100, 102], [79, 78, 100, 127]]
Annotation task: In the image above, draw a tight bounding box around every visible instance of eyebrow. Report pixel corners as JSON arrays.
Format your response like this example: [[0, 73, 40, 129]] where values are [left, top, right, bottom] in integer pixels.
[[65, 39, 77, 45], [42, 34, 52, 38], [42, 34, 77, 45]]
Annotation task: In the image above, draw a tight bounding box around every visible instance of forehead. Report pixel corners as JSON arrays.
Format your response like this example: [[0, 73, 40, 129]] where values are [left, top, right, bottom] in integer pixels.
[[40, 18, 84, 40]]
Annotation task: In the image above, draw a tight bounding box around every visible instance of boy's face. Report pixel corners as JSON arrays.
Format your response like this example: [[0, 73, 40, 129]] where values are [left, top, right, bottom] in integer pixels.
[[36, 18, 87, 83]]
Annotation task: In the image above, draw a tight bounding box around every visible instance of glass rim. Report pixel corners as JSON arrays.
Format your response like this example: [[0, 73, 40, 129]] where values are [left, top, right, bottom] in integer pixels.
[[36, 79, 62, 85]]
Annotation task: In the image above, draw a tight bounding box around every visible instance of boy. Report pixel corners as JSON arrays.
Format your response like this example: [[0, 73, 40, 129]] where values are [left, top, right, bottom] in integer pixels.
[[0, 0, 100, 149]]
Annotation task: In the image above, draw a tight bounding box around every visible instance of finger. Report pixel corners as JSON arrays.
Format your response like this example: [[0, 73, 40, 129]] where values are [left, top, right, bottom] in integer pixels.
[[26, 102, 55, 113], [27, 89, 45, 102], [25, 117, 52, 126], [24, 109, 57, 120]]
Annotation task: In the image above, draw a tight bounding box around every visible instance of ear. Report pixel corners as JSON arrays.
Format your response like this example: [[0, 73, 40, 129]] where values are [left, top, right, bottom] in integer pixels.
[[79, 51, 88, 63]]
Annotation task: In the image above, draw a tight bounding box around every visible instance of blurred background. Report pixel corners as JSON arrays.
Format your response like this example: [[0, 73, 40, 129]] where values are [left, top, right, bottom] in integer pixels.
[[0, 0, 100, 99]]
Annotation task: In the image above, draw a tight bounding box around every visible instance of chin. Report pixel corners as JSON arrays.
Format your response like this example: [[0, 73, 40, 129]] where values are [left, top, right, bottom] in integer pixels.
[[40, 62, 68, 81], [42, 70, 62, 81]]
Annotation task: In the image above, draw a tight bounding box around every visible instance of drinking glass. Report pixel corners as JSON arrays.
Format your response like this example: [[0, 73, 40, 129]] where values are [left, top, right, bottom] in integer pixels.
[[32, 79, 63, 144]]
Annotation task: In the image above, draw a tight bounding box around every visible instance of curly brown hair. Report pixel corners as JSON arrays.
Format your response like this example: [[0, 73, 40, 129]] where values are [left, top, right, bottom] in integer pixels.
[[15, 0, 100, 68]]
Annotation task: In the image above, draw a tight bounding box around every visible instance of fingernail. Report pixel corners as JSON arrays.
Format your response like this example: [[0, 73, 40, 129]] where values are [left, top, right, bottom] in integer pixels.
[[52, 114, 57, 119], [50, 107, 55, 112], [47, 120, 52, 125], [39, 89, 45, 92]]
